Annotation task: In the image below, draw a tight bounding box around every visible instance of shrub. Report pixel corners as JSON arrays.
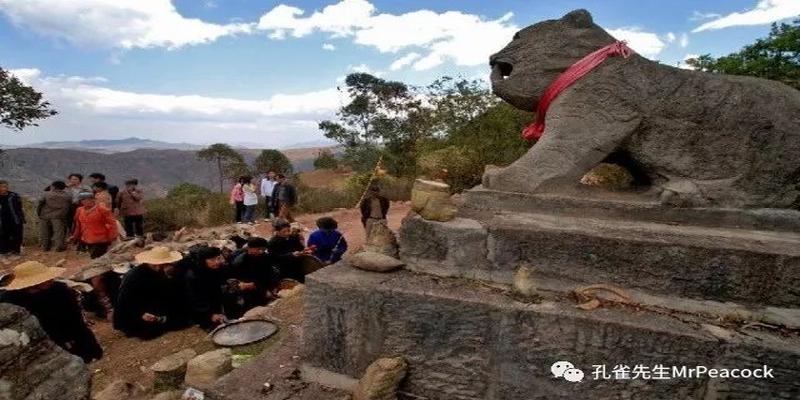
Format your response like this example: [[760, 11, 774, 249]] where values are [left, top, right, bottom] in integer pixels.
[[313, 149, 339, 170], [417, 145, 485, 193]]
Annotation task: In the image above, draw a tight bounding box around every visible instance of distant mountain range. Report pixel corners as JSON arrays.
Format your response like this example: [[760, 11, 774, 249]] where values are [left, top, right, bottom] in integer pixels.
[[8, 137, 337, 154], [1, 143, 332, 198]]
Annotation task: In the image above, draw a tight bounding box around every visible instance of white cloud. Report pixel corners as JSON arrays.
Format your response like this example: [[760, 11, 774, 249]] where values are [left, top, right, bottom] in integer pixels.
[[690, 11, 722, 21], [607, 28, 666, 58], [6, 68, 346, 146], [665, 32, 677, 43], [257, 0, 517, 71], [679, 33, 689, 48], [0, 0, 252, 49], [322, 43, 336, 51], [389, 53, 421, 71], [693, 0, 800, 32], [348, 64, 384, 77]]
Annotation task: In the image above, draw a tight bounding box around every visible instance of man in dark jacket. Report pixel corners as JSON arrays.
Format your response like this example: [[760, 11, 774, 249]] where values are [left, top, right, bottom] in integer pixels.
[[178, 246, 229, 330], [89, 173, 119, 210], [227, 237, 281, 318], [37, 180, 72, 251], [268, 219, 308, 282], [1, 261, 102, 362], [0, 180, 25, 259], [271, 174, 297, 222], [114, 247, 190, 339], [359, 185, 389, 229]]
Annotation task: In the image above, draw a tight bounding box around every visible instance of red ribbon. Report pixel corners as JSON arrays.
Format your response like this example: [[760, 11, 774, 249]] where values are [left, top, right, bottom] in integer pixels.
[[522, 41, 633, 141]]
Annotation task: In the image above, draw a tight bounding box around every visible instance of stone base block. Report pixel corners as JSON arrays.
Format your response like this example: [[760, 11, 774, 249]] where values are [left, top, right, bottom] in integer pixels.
[[302, 265, 800, 400], [462, 186, 800, 232], [399, 212, 800, 307]]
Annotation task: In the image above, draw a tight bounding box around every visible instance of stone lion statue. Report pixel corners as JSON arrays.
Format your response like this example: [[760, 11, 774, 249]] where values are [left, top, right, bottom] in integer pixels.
[[485, 9, 800, 209]]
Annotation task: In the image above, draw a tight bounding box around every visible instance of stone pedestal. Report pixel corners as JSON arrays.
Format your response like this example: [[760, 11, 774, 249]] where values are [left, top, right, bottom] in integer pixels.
[[302, 188, 800, 399], [302, 265, 800, 399]]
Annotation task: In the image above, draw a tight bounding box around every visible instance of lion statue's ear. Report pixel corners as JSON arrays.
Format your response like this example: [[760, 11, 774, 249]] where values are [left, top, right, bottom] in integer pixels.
[[562, 9, 593, 28]]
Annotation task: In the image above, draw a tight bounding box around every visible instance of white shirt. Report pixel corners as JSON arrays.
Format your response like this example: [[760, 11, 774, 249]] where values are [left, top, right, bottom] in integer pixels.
[[243, 184, 258, 206], [260, 178, 276, 198]]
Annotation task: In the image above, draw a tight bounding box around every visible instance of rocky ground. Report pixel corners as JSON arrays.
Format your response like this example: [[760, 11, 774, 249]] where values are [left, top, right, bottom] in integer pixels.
[[5, 202, 410, 399]]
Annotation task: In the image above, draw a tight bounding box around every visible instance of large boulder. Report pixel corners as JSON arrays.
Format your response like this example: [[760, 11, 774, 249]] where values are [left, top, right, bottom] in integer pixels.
[[0, 303, 91, 400], [410, 179, 457, 222], [352, 357, 408, 400], [149, 349, 197, 393], [486, 9, 800, 209]]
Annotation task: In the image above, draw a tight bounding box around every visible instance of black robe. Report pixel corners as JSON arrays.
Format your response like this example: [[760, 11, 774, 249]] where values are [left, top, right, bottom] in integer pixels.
[[114, 265, 190, 339], [176, 256, 227, 329], [2, 282, 102, 362], [268, 234, 306, 282], [227, 251, 281, 318]]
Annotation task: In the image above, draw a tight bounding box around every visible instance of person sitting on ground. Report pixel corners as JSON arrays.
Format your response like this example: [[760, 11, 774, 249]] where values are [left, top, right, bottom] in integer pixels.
[[227, 237, 281, 318], [88, 173, 119, 210], [1, 261, 103, 362], [114, 246, 191, 339], [37, 180, 72, 252], [117, 179, 146, 239], [177, 246, 229, 330], [0, 180, 25, 262], [307, 217, 348, 264], [92, 181, 113, 210], [359, 185, 389, 231], [268, 218, 309, 282]]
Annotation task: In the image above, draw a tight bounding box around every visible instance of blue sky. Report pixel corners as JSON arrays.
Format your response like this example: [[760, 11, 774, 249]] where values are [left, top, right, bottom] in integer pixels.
[[1, 0, 798, 147]]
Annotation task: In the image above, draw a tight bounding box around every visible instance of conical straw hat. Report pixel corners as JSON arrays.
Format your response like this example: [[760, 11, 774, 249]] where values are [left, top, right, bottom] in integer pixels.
[[134, 246, 182, 265], [2, 261, 65, 291]]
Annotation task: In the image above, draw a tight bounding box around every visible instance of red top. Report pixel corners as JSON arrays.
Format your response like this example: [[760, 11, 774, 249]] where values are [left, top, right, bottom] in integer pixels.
[[522, 41, 633, 141], [72, 205, 118, 244]]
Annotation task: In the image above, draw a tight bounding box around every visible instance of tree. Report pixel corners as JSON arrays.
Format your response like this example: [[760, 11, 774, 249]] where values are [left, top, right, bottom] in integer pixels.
[[197, 143, 246, 193], [319, 73, 415, 174], [687, 19, 800, 90], [253, 149, 293, 175], [1, 67, 57, 131], [313, 148, 339, 170]]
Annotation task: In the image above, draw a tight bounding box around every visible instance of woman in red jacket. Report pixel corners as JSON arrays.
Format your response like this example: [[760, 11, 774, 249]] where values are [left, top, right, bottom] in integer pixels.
[[71, 192, 118, 259]]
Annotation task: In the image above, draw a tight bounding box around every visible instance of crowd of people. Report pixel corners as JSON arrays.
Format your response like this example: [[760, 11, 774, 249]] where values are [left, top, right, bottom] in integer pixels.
[[0, 175, 391, 366], [230, 172, 297, 224]]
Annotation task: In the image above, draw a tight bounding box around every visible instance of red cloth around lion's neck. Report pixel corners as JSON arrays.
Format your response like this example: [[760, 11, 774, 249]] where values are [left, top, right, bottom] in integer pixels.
[[521, 41, 633, 141]]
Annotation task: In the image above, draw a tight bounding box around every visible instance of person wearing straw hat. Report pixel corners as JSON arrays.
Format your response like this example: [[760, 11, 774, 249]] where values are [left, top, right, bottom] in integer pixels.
[[114, 246, 190, 339], [1, 261, 102, 362]]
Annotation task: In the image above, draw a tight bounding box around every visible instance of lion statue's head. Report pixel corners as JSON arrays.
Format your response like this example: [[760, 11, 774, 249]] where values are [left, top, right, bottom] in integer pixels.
[[490, 9, 617, 111]]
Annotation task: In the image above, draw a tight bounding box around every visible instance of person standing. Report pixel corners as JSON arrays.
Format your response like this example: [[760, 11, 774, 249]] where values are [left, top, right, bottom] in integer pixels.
[[37, 180, 72, 252], [260, 171, 277, 221], [66, 173, 89, 233], [71, 192, 118, 259], [117, 179, 146, 238], [88, 173, 119, 210], [1, 261, 103, 362], [359, 185, 389, 231], [272, 174, 297, 223], [229, 177, 245, 224], [242, 177, 258, 225], [92, 182, 113, 210], [0, 180, 25, 262]]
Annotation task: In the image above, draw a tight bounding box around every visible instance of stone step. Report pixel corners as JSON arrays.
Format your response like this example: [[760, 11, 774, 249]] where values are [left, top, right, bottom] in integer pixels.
[[302, 265, 800, 400], [461, 186, 800, 232], [399, 213, 800, 307]]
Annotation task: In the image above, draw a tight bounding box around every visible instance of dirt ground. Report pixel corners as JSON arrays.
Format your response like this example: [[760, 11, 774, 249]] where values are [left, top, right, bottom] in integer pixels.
[[11, 201, 409, 396]]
